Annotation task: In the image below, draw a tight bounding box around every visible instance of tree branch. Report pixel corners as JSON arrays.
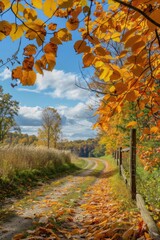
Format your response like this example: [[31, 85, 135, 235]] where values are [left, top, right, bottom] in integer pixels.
[[114, 0, 160, 28]]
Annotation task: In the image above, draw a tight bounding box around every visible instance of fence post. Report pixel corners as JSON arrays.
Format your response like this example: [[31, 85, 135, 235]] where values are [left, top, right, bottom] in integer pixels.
[[116, 149, 119, 166], [119, 147, 122, 175], [130, 129, 136, 200]]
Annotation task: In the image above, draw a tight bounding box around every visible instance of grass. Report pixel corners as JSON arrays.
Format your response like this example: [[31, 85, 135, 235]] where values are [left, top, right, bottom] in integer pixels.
[[102, 155, 137, 211], [0, 145, 79, 201], [104, 155, 160, 225]]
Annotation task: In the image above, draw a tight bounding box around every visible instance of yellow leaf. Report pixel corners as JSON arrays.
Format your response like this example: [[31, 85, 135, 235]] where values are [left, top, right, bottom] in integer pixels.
[[111, 32, 121, 42], [1, 0, 10, 11], [31, 0, 43, 9], [66, 17, 79, 31], [126, 121, 137, 128], [12, 3, 24, 19], [43, 0, 57, 18], [10, 24, 24, 41], [80, 0, 87, 6], [109, 86, 116, 93], [94, 61, 104, 68], [108, 0, 120, 7], [99, 66, 113, 81], [83, 53, 95, 67], [0, 32, 6, 40]]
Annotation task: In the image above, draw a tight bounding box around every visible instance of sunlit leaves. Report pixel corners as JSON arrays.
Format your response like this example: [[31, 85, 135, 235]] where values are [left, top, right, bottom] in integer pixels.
[[10, 24, 24, 41], [43, 0, 57, 18], [31, 0, 43, 9]]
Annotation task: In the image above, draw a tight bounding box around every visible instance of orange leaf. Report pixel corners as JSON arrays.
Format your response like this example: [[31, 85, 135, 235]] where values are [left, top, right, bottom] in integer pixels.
[[66, 17, 79, 31], [83, 53, 95, 67], [74, 40, 90, 54], [150, 126, 159, 134], [23, 44, 37, 56]]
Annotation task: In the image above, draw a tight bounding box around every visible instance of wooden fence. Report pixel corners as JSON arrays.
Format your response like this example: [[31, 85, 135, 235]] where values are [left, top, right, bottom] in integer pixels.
[[112, 129, 160, 240]]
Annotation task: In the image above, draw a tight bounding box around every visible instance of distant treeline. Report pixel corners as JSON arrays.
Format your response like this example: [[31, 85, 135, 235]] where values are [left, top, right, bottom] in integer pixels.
[[57, 138, 105, 158], [3, 133, 105, 158]]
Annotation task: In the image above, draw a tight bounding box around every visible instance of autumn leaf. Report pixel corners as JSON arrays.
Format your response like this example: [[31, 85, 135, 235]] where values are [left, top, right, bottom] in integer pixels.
[[74, 40, 90, 54], [147, 9, 160, 30], [48, 23, 57, 31], [10, 24, 24, 41], [31, 0, 43, 9], [20, 70, 37, 85], [83, 53, 95, 67], [66, 17, 79, 31], [43, 0, 57, 18], [150, 126, 159, 134], [126, 121, 137, 128], [23, 44, 37, 56], [58, 0, 74, 8]]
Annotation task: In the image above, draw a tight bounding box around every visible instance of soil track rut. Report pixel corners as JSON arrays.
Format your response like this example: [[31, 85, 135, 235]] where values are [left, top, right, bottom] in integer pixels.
[[0, 158, 105, 240]]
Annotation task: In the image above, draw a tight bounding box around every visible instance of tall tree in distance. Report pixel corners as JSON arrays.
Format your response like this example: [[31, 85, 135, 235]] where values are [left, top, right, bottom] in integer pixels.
[[38, 107, 61, 148], [0, 86, 19, 143]]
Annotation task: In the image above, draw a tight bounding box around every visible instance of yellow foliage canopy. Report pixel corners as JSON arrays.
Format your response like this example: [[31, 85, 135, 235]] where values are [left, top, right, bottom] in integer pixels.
[[0, 0, 159, 147]]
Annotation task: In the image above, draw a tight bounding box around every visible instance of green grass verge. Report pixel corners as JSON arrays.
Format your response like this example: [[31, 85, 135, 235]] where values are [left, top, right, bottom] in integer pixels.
[[103, 155, 137, 211], [0, 161, 84, 202]]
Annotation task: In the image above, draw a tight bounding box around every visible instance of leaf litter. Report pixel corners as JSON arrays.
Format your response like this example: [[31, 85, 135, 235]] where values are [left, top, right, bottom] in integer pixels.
[[1, 159, 153, 240]]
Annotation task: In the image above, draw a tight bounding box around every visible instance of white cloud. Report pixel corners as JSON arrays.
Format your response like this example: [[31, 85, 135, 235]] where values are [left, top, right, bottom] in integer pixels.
[[35, 69, 90, 101], [0, 68, 11, 81], [19, 106, 43, 120]]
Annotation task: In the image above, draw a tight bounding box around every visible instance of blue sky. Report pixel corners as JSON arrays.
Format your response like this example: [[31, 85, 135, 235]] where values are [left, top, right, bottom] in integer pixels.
[[0, 10, 99, 140]]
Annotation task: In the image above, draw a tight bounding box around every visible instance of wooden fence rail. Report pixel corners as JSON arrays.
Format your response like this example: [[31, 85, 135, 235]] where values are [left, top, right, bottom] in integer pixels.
[[112, 129, 160, 240]]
